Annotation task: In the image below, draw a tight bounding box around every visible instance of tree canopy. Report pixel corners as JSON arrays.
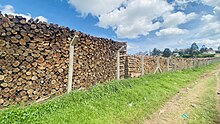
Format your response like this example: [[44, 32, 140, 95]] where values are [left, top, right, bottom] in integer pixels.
[[163, 48, 172, 57], [152, 48, 161, 56], [200, 45, 208, 53], [190, 42, 199, 57]]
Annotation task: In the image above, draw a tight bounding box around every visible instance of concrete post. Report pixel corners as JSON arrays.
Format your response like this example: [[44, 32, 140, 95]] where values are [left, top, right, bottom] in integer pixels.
[[67, 35, 78, 93]]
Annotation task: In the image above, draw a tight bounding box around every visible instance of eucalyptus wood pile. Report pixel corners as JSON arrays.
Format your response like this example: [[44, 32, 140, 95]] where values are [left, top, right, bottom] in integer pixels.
[[0, 13, 126, 107], [159, 57, 167, 72], [125, 55, 141, 77], [143, 56, 157, 73], [125, 55, 217, 77]]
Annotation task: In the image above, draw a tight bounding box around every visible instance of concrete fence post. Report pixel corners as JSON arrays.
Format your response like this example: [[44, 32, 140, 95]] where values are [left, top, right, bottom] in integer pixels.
[[117, 45, 126, 80], [67, 35, 78, 93], [174, 59, 177, 71], [167, 57, 170, 71], [141, 55, 145, 76], [154, 57, 162, 74]]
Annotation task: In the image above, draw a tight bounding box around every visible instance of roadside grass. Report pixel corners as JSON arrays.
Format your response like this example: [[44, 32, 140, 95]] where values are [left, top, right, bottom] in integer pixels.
[[188, 74, 218, 124], [0, 63, 218, 124]]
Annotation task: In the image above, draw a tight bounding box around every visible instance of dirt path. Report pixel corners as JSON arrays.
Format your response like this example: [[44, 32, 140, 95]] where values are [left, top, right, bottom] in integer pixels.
[[145, 68, 220, 124], [216, 70, 220, 124]]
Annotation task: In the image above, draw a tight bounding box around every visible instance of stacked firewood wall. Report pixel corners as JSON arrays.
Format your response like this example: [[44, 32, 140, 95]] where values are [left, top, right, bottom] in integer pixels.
[[144, 56, 157, 73], [125, 55, 219, 77], [0, 13, 126, 107], [0, 13, 219, 108], [125, 55, 142, 77]]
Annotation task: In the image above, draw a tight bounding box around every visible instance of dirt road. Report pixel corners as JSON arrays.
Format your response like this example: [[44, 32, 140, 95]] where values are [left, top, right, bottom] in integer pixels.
[[145, 67, 220, 124], [216, 70, 220, 124]]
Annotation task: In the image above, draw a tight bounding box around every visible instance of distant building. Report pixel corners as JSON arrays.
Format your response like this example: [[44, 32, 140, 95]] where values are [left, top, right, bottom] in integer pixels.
[[173, 52, 180, 57]]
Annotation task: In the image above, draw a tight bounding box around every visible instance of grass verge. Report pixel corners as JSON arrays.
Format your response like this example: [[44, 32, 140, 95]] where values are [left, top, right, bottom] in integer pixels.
[[187, 74, 218, 124], [0, 63, 219, 124]]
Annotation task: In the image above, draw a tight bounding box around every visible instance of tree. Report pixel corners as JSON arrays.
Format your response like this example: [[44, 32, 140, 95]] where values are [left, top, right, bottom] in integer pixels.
[[200, 45, 207, 53], [208, 48, 213, 51], [218, 46, 220, 51], [152, 48, 161, 56], [163, 48, 172, 57], [184, 48, 191, 54], [173, 48, 178, 53], [190, 42, 199, 57]]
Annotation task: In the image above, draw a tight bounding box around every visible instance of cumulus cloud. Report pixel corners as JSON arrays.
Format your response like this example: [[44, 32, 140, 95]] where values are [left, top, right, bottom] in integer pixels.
[[195, 5, 220, 38], [68, 0, 199, 39], [163, 12, 197, 27], [197, 39, 220, 47], [68, 0, 125, 16], [67, 0, 220, 53], [36, 16, 48, 22], [156, 28, 188, 36], [202, 0, 220, 7], [97, 0, 173, 38], [0, 5, 48, 22]]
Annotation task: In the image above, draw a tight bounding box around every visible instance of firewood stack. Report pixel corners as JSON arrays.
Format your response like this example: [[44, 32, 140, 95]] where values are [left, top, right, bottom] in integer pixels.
[[125, 55, 217, 77], [0, 12, 217, 108], [125, 55, 142, 77], [159, 57, 167, 72], [0, 13, 127, 107], [144, 56, 158, 73]]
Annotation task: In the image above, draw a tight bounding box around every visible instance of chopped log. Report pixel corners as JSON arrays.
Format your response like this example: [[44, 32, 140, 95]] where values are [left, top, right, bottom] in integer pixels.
[[20, 19, 26, 24], [0, 75, 4, 81], [0, 99, 4, 104], [26, 56, 34, 62], [1, 83, 8, 87], [31, 76, 38, 81], [12, 61, 20, 67], [0, 40, 6, 47], [19, 39, 26, 45]]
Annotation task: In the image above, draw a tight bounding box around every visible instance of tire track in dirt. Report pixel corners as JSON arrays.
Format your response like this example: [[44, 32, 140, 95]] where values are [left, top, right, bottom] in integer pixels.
[[145, 68, 220, 124]]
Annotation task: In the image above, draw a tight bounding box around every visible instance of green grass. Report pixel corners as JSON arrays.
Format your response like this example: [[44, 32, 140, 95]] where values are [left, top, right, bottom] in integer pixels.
[[0, 63, 218, 124], [188, 74, 218, 124]]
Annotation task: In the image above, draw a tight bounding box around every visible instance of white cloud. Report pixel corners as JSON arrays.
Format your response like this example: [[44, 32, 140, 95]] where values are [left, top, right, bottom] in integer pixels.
[[68, 0, 125, 16], [201, 14, 214, 22], [196, 6, 220, 38], [0, 5, 48, 22], [174, 0, 220, 8], [36, 16, 48, 22], [127, 43, 140, 52], [156, 28, 188, 36], [197, 39, 220, 47], [173, 0, 200, 10], [163, 12, 197, 27], [174, 0, 199, 4], [0, 5, 32, 20], [66, 0, 220, 53], [68, 0, 199, 39], [202, 0, 220, 7], [69, 0, 174, 38]]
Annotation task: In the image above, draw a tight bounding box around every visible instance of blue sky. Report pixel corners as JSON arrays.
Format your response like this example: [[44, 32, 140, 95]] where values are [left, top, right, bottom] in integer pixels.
[[1, 0, 220, 54]]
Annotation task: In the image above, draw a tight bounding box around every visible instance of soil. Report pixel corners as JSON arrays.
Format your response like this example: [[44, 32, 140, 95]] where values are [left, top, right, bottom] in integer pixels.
[[144, 67, 220, 124], [215, 70, 220, 124]]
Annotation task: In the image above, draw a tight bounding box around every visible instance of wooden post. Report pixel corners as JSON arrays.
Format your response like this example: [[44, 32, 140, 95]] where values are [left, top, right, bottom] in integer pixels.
[[67, 35, 78, 93], [141, 55, 145, 76], [117, 46, 126, 80]]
